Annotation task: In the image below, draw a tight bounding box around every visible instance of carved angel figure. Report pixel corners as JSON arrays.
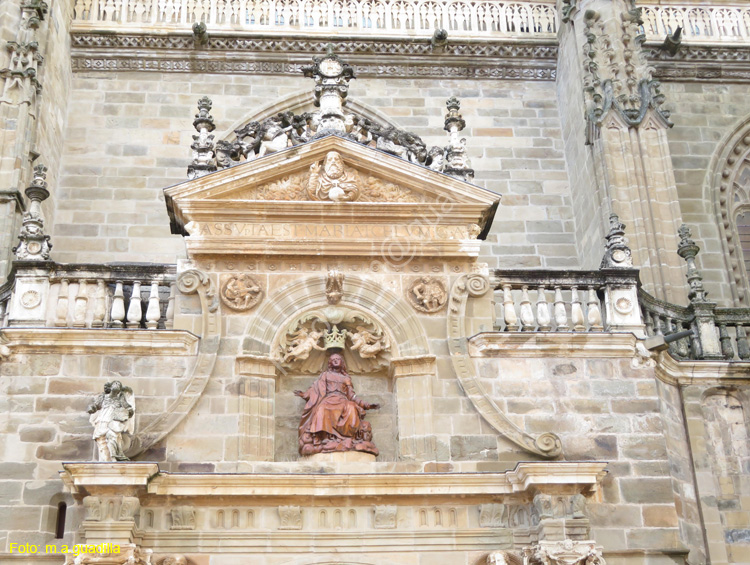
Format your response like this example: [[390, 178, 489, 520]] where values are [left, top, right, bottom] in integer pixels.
[[87, 380, 135, 462], [349, 326, 389, 359], [307, 151, 360, 202], [257, 118, 291, 157], [283, 327, 326, 364]]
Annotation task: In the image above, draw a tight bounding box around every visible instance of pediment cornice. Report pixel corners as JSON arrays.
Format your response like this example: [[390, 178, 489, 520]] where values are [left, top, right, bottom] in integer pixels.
[[164, 135, 499, 260]]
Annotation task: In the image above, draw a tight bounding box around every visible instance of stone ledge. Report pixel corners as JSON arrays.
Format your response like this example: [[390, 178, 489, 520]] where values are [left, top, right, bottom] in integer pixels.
[[0, 328, 200, 356], [469, 332, 638, 358], [61, 462, 160, 488], [655, 350, 750, 386], [144, 461, 607, 496]]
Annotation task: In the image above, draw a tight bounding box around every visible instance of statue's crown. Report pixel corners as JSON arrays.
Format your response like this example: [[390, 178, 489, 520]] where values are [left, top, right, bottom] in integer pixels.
[[324, 325, 347, 349]]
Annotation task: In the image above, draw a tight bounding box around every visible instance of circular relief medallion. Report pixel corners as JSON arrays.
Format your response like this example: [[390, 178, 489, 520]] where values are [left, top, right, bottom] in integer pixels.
[[27, 241, 42, 255], [406, 276, 448, 313], [20, 290, 41, 309], [220, 274, 263, 311], [612, 249, 627, 263], [614, 297, 633, 314]]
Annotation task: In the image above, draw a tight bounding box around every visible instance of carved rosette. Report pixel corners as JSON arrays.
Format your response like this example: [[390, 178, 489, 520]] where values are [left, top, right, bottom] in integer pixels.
[[406, 276, 448, 313], [220, 273, 263, 311]]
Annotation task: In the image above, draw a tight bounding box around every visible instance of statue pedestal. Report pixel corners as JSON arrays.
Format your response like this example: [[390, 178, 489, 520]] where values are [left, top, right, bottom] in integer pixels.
[[303, 451, 376, 463]]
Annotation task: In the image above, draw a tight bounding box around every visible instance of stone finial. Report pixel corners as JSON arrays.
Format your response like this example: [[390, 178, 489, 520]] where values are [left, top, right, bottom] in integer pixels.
[[302, 45, 355, 135], [677, 224, 708, 303], [600, 213, 632, 269], [442, 97, 474, 182], [13, 163, 51, 261], [187, 96, 217, 179]]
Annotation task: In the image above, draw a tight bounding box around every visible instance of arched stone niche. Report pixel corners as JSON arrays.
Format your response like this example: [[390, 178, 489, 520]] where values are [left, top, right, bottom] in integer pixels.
[[236, 274, 436, 463]]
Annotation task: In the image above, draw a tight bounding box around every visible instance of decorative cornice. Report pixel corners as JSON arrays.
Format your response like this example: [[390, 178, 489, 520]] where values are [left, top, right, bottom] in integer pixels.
[[654, 350, 750, 386], [69, 33, 750, 82], [70, 34, 558, 80], [0, 328, 199, 355], [60, 460, 607, 496], [469, 332, 639, 359]]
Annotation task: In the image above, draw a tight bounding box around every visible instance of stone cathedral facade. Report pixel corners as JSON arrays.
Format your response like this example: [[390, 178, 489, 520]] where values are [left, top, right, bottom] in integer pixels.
[[2, 0, 750, 564]]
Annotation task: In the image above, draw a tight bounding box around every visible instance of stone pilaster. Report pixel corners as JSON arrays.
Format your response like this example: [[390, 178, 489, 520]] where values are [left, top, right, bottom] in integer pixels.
[[557, 0, 687, 305], [236, 355, 277, 461], [0, 0, 48, 281], [391, 356, 437, 461]]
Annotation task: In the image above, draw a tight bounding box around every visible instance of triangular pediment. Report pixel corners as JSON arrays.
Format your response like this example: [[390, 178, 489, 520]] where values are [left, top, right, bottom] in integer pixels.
[[164, 135, 499, 260]]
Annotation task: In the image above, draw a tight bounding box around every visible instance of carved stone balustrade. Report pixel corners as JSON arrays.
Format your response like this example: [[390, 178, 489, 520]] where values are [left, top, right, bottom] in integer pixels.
[[71, 0, 559, 37], [491, 269, 642, 335], [641, 4, 750, 44], [69, 0, 750, 47], [3, 261, 177, 330], [639, 288, 750, 362]]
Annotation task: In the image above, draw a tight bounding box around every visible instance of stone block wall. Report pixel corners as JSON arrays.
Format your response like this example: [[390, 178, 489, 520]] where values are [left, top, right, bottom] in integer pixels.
[[0, 328, 693, 559], [53, 74, 577, 269], [663, 82, 750, 307]]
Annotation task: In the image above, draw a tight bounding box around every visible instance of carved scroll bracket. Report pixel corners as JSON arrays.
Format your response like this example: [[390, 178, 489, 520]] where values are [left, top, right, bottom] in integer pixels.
[[129, 268, 220, 456], [447, 274, 562, 458]]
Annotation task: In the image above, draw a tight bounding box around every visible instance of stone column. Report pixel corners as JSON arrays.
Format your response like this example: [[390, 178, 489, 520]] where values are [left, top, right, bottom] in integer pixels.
[[557, 0, 687, 304], [391, 356, 437, 461], [236, 355, 277, 461]]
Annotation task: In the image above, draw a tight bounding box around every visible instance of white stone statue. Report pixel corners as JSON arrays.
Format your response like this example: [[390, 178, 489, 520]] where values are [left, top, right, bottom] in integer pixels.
[[87, 380, 135, 462]]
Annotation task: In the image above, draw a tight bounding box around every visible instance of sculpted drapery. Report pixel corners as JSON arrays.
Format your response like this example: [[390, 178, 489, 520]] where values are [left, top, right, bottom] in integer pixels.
[[295, 353, 379, 456]]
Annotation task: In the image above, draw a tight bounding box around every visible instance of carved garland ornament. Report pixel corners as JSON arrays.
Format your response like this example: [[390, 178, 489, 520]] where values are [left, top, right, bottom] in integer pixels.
[[447, 273, 562, 458], [220, 273, 263, 311]]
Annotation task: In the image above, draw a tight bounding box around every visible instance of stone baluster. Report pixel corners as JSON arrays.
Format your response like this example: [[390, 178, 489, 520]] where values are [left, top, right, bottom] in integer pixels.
[[536, 285, 551, 331], [92, 280, 107, 328], [736, 325, 750, 360], [586, 287, 603, 331], [674, 321, 691, 359], [719, 324, 734, 360], [502, 284, 519, 331], [519, 285, 535, 331], [644, 310, 654, 336], [165, 282, 176, 330], [126, 282, 142, 329], [570, 286, 585, 331], [553, 286, 568, 331], [55, 279, 70, 327], [111, 281, 126, 328], [145, 282, 161, 329], [72, 280, 88, 327]]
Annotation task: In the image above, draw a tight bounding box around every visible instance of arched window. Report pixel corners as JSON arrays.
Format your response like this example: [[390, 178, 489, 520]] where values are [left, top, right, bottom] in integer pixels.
[[710, 116, 750, 304]]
